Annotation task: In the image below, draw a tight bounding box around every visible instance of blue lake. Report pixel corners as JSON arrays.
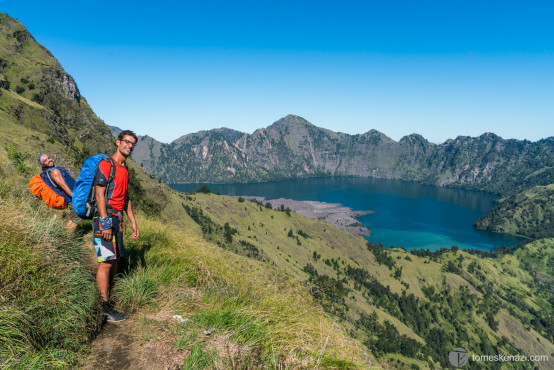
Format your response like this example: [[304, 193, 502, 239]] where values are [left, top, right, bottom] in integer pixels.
[[170, 178, 525, 251]]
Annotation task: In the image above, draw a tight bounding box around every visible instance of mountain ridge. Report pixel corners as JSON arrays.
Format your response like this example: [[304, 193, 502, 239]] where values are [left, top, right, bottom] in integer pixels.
[[122, 115, 554, 198]]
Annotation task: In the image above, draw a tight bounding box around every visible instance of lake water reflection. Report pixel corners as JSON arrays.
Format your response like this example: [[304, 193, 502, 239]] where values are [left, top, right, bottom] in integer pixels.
[[170, 178, 525, 251]]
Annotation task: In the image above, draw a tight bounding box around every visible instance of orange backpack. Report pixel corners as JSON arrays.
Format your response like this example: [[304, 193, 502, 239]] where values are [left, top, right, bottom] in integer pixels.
[[29, 174, 68, 209]]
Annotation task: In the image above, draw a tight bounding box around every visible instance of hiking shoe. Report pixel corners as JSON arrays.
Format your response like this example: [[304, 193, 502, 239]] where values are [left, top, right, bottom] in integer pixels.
[[103, 302, 127, 323]]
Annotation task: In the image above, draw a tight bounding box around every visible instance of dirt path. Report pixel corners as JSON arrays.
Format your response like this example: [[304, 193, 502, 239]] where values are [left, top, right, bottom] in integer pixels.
[[84, 318, 184, 370]]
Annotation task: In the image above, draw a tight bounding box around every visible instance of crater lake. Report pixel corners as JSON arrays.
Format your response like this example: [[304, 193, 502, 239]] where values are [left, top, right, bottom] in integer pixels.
[[170, 178, 525, 251]]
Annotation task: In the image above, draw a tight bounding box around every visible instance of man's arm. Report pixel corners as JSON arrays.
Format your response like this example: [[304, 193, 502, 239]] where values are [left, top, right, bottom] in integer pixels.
[[95, 185, 111, 241], [50, 169, 73, 198], [125, 197, 139, 239]]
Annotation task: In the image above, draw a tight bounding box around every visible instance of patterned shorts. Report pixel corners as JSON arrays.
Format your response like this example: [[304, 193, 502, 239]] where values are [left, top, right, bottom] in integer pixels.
[[92, 214, 125, 262]]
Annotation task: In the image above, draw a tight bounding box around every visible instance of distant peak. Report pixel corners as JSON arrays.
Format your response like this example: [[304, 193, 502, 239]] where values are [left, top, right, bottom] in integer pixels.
[[399, 133, 432, 145], [362, 129, 394, 143], [478, 132, 501, 140], [271, 114, 313, 128]]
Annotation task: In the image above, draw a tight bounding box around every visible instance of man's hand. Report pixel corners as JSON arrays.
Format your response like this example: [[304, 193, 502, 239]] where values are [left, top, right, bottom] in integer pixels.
[[131, 222, 139, 239], [102, 228, 113, 241], [98, 216, 112, 241]]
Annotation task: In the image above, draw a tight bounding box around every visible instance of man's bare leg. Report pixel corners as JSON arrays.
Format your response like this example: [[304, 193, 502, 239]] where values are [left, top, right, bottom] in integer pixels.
[[108, 259, 118, 297], [96, 260, 114, 302], [66, 220, 78, 233], [97, 260, 127, 322]]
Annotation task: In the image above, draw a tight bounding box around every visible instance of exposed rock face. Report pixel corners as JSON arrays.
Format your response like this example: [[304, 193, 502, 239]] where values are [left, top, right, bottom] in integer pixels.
[[0, 13, 113, 161], [128, 115, 554, 196]]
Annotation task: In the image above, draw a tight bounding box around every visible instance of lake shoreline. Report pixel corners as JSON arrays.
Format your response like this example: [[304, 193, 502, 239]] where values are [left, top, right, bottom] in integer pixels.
[[237, 196, 374, 237], [171, 177, 524, 250]]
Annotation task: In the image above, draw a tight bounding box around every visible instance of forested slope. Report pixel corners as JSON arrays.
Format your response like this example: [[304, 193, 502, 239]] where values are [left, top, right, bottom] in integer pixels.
[[475, 184, 554, 238]]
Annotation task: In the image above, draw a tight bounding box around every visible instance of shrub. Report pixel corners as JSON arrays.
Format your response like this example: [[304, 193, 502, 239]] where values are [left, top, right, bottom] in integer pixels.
[[197, 185, 211, 193], [5, 146, 33, 174]]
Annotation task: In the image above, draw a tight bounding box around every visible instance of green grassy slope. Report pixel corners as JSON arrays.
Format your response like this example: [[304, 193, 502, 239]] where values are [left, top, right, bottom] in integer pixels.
[[1, 13, 375, 368], [184, 192, 554, 368], [0, 145, 373, 368], [0, 148, 101, 368], [475, 184, 554, 238], [0, 13, 113, 162]]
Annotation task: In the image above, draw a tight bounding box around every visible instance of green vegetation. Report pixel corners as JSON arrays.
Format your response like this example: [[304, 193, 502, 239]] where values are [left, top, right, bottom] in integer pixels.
[[1, 11, 553, 369], [5, 145, 33, 174], [110, 215, 367, 368], [196, 184, 211, 194], [185, 192, 554, 368], [0, 153, 100, 368], [0, 13, 113, 166], [0, 13, 371, 368], [475, 184, 554, 238], [0, 128, 368, 369]]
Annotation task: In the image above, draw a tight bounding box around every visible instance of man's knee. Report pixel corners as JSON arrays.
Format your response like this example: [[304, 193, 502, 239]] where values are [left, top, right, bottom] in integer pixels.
[[97, 260, 115, 273]]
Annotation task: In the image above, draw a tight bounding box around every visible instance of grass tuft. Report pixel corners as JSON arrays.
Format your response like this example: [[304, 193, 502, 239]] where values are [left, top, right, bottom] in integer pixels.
[[113, 267, 160, 313], [182, 343, 217, 369]]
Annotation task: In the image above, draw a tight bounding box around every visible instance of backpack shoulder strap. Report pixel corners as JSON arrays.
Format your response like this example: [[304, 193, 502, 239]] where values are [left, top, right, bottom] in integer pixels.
[[93, 158, 117, 217], [42, 167, 59, 189], [105, 158, 116, 183]]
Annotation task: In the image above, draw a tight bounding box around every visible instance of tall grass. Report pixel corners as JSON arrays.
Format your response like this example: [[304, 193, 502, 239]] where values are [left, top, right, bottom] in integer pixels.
[[113, 266, 159, 313], [0, 197, 101, 368]]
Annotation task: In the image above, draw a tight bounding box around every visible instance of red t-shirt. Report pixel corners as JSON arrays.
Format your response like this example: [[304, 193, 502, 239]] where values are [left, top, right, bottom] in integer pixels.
[[93, 158, 130, 211]]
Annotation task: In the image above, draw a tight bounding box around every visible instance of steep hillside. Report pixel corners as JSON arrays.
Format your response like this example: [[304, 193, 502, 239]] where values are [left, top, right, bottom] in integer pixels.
[[0, 13, 374, 369], [128, 115, 554, 197], [0, 13, 114, 163], [475, 184, 554, 238], [182, 191, 554, 368]]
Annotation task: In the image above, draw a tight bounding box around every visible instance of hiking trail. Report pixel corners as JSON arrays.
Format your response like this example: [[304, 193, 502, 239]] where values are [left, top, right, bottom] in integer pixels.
[[84, 318, 184, 370]]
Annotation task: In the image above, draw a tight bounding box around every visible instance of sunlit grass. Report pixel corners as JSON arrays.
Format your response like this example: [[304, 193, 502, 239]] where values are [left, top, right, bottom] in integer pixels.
[[0, 199, 100, 368], [112, 216, 369, 368]]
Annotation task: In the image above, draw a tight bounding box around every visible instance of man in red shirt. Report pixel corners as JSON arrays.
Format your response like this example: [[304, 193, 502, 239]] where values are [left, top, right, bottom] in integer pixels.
[[93, 130, 140, 322]]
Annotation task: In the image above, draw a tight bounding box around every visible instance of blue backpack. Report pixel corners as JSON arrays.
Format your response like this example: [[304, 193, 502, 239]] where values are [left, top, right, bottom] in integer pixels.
[[72, 154, 116, 219]]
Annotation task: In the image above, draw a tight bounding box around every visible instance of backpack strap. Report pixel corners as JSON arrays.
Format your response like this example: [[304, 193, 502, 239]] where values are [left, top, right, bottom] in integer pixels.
[[95, 158, 117, 217], [43, 167, 59, 189], [105, 158, 116, 184], [42, 166, 70, 190]]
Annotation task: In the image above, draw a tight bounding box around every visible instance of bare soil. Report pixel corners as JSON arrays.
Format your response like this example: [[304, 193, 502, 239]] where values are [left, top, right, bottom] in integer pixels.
[[83, 319, 185, 370], [240, 196, 374, 237]]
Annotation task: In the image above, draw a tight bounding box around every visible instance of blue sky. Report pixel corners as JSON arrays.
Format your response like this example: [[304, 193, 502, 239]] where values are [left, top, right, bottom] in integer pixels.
[[3, 1, 553, 143]]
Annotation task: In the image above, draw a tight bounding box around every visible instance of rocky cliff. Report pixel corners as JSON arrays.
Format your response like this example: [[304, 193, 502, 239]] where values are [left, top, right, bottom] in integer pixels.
[[0, 13, 113, 163]]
